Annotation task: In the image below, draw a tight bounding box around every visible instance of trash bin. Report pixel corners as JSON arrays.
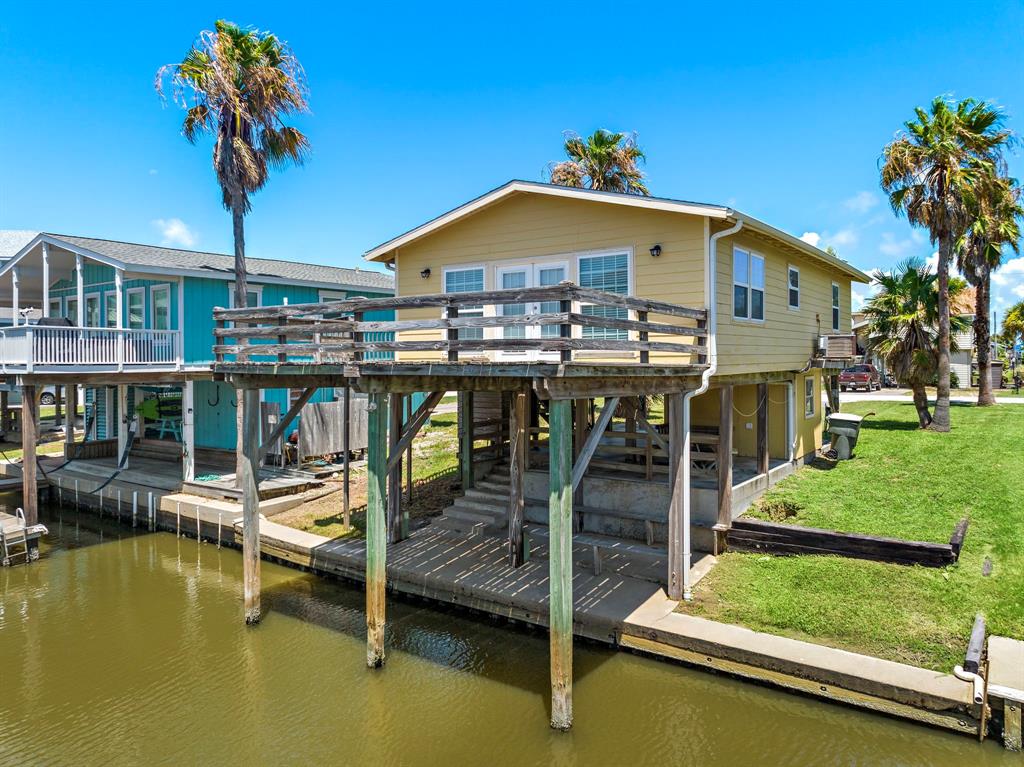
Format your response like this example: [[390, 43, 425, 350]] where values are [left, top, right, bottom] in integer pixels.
[[826, 412, 866, 460]]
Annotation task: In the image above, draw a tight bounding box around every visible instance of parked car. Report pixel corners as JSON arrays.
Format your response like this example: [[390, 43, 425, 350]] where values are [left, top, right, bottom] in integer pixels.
[[5, 385, 59, 406], [839, 364, 881, 392]]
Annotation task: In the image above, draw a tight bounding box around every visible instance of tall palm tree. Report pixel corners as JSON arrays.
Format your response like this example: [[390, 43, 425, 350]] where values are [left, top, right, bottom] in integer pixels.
[[956, 175, 1022, 405], [1002, 300, 1024, 350], [157, 20, 310, 482], [880, 96, 1011, 431], [549, 129, 650, 195], [864, 258, 970, 428]]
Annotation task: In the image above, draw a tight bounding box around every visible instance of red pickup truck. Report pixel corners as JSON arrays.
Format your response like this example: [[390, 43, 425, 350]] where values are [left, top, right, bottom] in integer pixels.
[[839, 364, 881, 392]]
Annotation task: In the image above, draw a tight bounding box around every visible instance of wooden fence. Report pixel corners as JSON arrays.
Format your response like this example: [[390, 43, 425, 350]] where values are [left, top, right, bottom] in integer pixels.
[[212, 282, 707, 366]]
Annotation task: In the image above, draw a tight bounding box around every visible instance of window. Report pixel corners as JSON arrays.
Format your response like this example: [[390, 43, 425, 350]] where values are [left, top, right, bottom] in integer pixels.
[[84, 294, 101, 327], [733, 248, 765, 321], [151, 285, 170, 330], [497, 268, 528, 340], [48, 297, 61, 318], [579, 252, 629, 339], [831, 283, 841, 332], [66, 298, 78, 324], [444, 267, 484, 340], [105, 294, 118, 328], [804, 376, 816, 418], [127, 289, 145, 329], [788, 266, 800, 309], [227, 283, 263, 309]]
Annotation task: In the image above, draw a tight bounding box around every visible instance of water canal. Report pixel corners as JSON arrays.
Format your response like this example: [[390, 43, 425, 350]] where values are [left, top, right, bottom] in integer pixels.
[[0, 498, 1016, 766]]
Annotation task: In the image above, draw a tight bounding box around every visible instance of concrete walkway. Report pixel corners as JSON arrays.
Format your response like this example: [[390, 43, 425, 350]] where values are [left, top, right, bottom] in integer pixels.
[[842, 390, 1024, 405]]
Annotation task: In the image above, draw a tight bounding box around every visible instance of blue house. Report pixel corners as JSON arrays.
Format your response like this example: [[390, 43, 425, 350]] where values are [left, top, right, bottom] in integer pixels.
[[0, 232, 393, 479]]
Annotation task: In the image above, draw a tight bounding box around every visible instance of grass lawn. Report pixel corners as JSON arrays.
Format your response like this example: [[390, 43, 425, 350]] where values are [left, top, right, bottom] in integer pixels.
[[686, 400, 1024, 671], [272, 412, 462, 539]]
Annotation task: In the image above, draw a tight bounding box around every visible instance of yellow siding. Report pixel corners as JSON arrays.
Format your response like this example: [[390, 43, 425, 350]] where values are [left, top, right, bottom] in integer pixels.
[[392, 192, 705, 363], [713, 224, 854, 376]]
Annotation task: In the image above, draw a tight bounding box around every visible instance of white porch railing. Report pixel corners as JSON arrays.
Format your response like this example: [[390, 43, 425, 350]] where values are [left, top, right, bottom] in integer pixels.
[[0, 326, 182, 373]]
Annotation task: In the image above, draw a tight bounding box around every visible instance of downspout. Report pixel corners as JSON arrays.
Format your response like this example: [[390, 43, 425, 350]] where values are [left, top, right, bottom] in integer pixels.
[[680, 217, 743, 600]]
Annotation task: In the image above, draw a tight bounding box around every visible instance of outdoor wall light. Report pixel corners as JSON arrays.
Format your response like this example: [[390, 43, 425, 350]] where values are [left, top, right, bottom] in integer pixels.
[[420, 267, 432, 279], [649, 244, 662, 258]]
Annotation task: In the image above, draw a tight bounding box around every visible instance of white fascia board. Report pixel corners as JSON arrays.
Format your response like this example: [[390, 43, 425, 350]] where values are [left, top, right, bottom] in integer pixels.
[[0, 234, 128, 278]]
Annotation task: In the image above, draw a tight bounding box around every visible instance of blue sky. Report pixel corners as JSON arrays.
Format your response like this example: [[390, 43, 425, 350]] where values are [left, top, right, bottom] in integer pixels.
[[2, 2, 1023, 315]]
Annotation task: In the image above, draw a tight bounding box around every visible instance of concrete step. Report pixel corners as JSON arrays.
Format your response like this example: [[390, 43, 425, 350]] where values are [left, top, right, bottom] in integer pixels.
[[444, 507, 501, 526], [464, 488, 509, 504], [449, 497, 506, 515], [431, 516, 484, 536], [475, 479, 510, 494]]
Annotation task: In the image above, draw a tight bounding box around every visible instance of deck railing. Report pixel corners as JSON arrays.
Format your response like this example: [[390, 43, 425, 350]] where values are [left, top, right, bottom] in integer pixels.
[[0, 326, 182, 372], [212, 282, 708, 366]]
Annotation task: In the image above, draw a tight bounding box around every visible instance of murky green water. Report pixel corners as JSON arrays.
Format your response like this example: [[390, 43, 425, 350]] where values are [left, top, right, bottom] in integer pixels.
[[0, 498, 1016, 766]]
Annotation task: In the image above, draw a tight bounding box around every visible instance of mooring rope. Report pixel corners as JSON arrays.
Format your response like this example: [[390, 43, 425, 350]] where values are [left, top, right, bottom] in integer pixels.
[[89, 419, 140, 495]]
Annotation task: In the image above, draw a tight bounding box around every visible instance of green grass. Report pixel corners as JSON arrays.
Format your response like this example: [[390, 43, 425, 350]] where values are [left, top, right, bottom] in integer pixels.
[[688, 401, 1024, 671]]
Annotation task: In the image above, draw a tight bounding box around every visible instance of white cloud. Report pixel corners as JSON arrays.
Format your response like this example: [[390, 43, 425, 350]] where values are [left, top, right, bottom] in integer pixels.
[[993, 257, 1024, 286], [851, 289, 867, 310], [878, 232, 916, 258], [925, 251, 940, 272], [799, 231, 821, 247], [844, 191, 879, 215], [829, 228, 858, 248], [1013, 283, 1024, 299], [152, 218, 196, 248]]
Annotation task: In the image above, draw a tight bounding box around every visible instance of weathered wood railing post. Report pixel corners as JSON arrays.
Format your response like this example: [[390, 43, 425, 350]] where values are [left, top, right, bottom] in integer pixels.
[[353, 311, 364, 363], [458, 390, 474, 491], [240, 386, 262, 624], [756, 382, 769, 476], [667, 392, 686, 600], [508, 390, 526, 567], [559, 292, 572, 363], [715, 385, 734, 554], [366, 391, 388, 667], [638, 310, 649, 364], [387, 393, 403, 543], [21, 384, 38, 528], [446, 305, 459, 362], [342, 382, 351, 529], [548, 396, 574, 731]]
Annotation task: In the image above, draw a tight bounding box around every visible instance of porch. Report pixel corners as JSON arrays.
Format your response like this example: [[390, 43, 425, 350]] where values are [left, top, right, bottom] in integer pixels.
[[0, 325, 182, 374]]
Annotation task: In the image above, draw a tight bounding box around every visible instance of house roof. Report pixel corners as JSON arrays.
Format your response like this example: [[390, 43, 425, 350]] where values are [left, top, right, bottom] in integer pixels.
[[0, 232, 394, 292], [362, 180, 872, 283]]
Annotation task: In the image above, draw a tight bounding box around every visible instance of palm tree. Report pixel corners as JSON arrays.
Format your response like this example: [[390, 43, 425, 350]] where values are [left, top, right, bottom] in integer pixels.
[[157, 20, 310, 482], [880, 96, 1011, 431], [1002, 300, 1024, 350], [956, 175, 1022, 405], [864, 258, 970, 428], [549, 130, 649, 195]]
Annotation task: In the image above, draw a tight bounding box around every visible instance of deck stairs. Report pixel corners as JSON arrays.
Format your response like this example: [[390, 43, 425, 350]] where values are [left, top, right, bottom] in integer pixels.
[[430, 465, 668, 584]]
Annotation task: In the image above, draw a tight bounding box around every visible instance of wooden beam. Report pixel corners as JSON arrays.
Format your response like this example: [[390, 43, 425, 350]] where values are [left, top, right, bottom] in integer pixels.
[[257, 386, 317, 463], [548, 397, 574, 731], [366, 391, 388, 668], [573, 398, 588, 507], [571, 396, 620, 491], [508, 391, 527, 567], [64, 384, 77, 456], [756, 382, 769, 476], [386, 391, 445, 472], [21, 385, 38, 527], [387, 393, 403, 544], [621, 398, 669, 453], [458, 390, 474, 490], [181, 382, 194, 482], [240, 388, 262, 624], [342, 384, 351, 528], [667, 392, 686, 600], [717, 386, 734, 534]]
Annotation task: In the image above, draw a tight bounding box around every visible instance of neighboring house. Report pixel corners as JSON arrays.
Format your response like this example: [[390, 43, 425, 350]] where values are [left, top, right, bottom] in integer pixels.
[[362, 180, 869, 549], [0, 231, 38, 326], [0, 232, 393, 478]]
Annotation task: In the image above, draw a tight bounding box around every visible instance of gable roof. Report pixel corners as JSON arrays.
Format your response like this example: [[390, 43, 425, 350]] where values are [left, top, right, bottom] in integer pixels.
[[0, 230, 38, 259], [0, 233, 394, 292], [363, 180, 871, 283]]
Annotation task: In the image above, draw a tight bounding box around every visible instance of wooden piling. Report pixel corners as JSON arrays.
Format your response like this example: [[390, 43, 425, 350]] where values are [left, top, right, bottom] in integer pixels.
[[756, 382, 769, 476], [458, 390, 474, 491], [717, 386, 734, 536], [366, 391, 388, 668], [342, 383, 351, 529], [240, 388, 262, 624], [508, 391, 526, 567], [667, 392, 685, 600], [387, 393, 403, 543], [21, 385, 38, 527], [548, 397, 573, 731], [65, 384, 78, 457]]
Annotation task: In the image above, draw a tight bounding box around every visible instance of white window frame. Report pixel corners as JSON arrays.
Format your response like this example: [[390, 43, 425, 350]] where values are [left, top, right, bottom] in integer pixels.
[[126, 287, 145, 330], [66, 297, 79, 325], [576, 247, 634, 341], [804, 376, 816, 419], [228, 282, 264, 310], [493, 261, 569, 360], [48, 297, 62, 318], [83, 292, 101, 328], [105, 293, 118, 328], [150, 284, 172, 331], [732, 247, 766, 323], [787, 265, 800, 310], [831, 282, 841, 332], [442, 265, 486, 341]]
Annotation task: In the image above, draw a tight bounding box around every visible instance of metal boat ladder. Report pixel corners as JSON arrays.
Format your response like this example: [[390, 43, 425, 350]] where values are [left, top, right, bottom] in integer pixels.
[[1, 508, 31, 566]]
